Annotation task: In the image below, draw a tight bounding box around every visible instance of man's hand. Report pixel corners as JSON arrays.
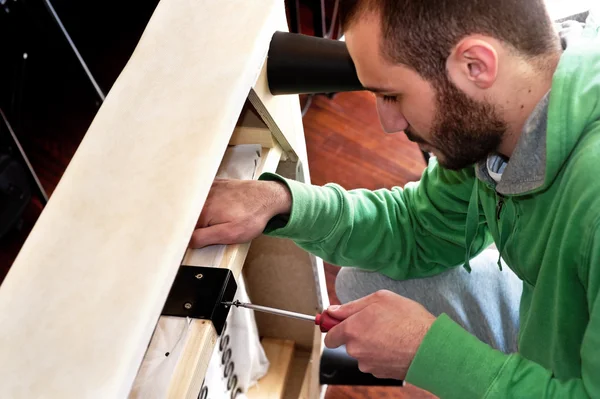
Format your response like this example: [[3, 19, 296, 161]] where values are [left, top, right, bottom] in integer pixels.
[[324, 290, 435, 380], [190, 179, 292, 248]]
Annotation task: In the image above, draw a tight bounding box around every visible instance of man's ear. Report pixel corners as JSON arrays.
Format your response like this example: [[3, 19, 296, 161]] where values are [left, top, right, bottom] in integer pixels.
[[446, 37, 498, 90]]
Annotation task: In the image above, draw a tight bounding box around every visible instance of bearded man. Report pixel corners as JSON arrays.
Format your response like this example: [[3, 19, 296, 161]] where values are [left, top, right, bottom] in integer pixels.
[[190, 1, 600, 397]]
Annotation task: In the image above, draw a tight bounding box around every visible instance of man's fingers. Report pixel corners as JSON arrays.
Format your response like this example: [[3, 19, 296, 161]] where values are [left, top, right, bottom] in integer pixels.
[[324, 299, 376, 348], [196, 207, 212, 228], [195, 179, 231, 228], [323, 312, 362, 349], [326, 290, 393, 320], [324, 322, 347, 349], [189, 224, 235, 248]]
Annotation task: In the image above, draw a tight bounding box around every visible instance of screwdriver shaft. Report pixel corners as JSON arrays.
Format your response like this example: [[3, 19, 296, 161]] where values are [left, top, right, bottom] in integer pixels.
[[224, 300, 316, 322]]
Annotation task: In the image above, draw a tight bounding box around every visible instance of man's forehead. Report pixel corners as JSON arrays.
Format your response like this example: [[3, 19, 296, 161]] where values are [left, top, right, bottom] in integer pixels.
[[345, 19, 412, 94], [345, 16, 392, 90], [344, 13, 381, 58]]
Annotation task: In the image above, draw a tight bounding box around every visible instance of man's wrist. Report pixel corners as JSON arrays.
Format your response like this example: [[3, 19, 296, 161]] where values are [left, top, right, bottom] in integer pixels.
[[265, 180, 292, 217], [405, 316, 435, 372]]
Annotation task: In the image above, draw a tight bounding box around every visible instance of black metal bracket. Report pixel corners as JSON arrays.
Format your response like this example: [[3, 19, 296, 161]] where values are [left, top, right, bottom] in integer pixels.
[[161, 266, 237, 335]]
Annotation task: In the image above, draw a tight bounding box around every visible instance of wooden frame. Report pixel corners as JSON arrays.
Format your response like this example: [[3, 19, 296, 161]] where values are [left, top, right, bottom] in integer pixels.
[[0, 1, 328, 398], [247, 338, 295, 399]]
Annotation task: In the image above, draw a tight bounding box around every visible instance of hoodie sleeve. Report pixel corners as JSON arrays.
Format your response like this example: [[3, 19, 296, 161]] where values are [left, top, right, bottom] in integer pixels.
[[405, 225, 600, 399], [259, 158, 492, 279]]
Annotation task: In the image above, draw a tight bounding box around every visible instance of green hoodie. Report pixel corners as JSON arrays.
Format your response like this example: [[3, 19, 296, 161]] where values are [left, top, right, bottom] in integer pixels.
[[260, 16, 600, 399]]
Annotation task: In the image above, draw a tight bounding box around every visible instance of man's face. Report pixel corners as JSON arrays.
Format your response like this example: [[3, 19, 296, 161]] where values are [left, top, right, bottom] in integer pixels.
[[345, 15, 506, 170]]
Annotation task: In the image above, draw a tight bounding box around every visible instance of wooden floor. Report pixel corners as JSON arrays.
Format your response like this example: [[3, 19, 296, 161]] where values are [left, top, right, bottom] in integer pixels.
[[301, 92, 436, 399]]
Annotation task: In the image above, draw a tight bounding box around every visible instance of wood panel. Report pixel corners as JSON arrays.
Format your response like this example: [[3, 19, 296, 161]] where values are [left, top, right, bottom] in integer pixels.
[[243, 235, 321, 350], [0, 1, 284, 397]]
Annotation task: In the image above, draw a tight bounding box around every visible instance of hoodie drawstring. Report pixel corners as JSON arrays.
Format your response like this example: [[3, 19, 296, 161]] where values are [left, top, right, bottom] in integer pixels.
[[464, 179, 480, 272], [465, 180, 516, 272], [495, 197, 519, 271], [496, 194, 505, 271]]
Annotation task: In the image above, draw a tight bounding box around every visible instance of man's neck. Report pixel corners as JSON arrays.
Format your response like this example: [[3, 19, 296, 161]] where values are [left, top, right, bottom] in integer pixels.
[[497, 53, 562, 158]]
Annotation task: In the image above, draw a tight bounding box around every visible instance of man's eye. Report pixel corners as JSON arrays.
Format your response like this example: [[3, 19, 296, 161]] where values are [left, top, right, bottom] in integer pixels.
[[383, 95, 397, 103]]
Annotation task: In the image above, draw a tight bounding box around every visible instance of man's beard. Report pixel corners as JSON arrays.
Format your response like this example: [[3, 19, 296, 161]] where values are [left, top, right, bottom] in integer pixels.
[[418, 78, 507, 171]]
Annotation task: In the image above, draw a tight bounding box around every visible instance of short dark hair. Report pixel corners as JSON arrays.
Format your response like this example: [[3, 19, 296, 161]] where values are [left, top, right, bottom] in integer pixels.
[[340, 0, 561, 81]]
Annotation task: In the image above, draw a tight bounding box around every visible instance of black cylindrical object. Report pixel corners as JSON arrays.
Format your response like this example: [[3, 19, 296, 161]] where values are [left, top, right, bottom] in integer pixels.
[[320, 346, 405, 386], [267, 31, 364, 96]]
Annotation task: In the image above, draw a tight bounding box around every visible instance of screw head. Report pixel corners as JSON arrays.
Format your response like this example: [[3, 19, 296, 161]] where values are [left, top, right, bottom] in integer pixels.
[[184, 302, 193, 310], [195, 273, 204, 280]]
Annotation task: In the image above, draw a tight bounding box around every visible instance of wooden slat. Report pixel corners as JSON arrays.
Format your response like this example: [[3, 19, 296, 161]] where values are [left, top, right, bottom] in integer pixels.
[[248, 339, 296, 399], [230, 101, 276, 148], [249, 78, 301, 162], [255, 144, 284, 179], [165, 145, 282, 399], [0, 1, 281, 398], [248, 5, 306, 164], [230, 126, 277, 148], [298, 329, 324, 399], [282, 349, 311, 399]]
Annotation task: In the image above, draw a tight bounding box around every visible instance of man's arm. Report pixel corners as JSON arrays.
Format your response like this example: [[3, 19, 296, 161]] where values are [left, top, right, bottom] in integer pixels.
[[322, 275, 599, 399], [404, 223, 600, 398], [259, 159, 492, 279]]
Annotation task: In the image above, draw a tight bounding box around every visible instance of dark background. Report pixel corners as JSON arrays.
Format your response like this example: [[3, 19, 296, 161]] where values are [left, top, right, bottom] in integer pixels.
[[0, 0, 163, 281]]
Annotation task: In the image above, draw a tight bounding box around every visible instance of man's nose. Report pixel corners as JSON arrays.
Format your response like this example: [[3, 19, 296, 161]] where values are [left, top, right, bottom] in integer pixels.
[[375, 96, 408, 134]]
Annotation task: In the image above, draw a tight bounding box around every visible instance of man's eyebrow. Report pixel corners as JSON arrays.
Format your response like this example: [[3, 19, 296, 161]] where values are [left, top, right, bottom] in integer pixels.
[[364, 86, 397, 94]]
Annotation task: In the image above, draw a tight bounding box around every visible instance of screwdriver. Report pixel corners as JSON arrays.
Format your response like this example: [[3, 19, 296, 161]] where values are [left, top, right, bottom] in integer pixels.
[[222, 300, 342, 332]]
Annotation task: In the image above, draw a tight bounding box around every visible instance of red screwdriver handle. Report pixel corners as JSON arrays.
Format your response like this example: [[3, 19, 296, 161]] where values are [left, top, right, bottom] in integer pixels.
[[315, 312, 342, 332]]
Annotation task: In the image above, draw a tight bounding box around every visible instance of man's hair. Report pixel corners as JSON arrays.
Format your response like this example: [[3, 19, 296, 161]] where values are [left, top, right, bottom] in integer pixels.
[[340, 0, 561, 82]]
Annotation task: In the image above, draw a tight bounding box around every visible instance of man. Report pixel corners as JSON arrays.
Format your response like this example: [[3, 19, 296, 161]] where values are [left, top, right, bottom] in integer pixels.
[[192, 1, 600, 397]]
